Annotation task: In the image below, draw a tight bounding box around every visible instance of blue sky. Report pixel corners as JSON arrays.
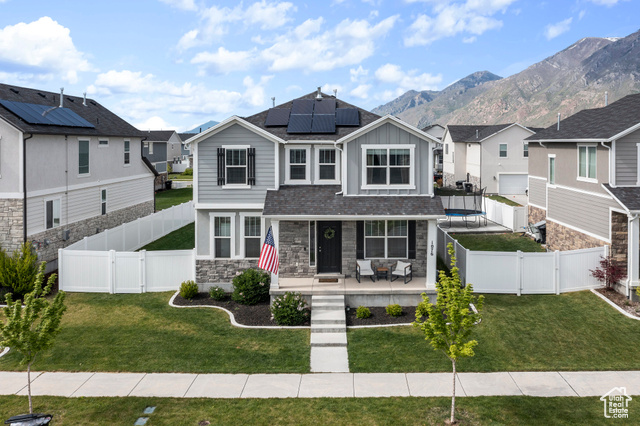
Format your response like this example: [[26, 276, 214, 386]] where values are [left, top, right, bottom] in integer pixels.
[[0, 0, 637, 131]]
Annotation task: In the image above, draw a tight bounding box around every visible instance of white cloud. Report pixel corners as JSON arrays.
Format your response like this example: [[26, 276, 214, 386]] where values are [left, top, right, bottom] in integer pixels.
[[463, 36, 476, 43], [404, 0, 516, 46], [321, 83, 344, 97], [350, 65, 369, 83], [158, 0, 197, 11], [0, 17, 93, 83], [136, 116, 178, 131], [375, 63, 442, 91], [378, 88, 406, 102], [191, 47, 257, 74], [350, 84, 372, 99], [544, 17, 572, 40]]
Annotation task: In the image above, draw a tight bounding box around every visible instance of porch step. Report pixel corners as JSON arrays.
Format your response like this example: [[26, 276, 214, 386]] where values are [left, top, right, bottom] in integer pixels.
[[312, 295, 345, 302], [310, 332, 348, 347], [311, 309, 346, 325], [311, 323, 346, 333], [309, 295, 349, 371], [314, 274, 346, 280], [312, 301, 344, 310]]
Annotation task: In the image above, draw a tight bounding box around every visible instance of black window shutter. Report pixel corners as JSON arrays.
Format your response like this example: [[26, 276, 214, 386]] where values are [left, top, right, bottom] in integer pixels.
[[248, 148, 256, 185], [217, 148, 225, 186], [356, 221, 364, 259], [408, 220, 416, 259]]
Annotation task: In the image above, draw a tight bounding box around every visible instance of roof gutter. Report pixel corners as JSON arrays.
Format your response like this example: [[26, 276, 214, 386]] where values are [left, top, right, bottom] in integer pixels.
[[22, 133, 33, 243]]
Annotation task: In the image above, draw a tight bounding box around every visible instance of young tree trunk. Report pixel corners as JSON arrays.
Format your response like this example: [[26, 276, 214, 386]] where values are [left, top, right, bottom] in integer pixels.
[[27, 360, 33, 414], [451, 358, 456, 424]]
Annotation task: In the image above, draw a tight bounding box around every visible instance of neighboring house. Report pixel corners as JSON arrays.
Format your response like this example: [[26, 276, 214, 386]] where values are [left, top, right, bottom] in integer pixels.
[[422, 124, 445, 174], [0, 84, 156, 271], [142, 130, 181, 189], [526, 93, 640, 297], [442, 123, 538, 194], [185, 89, 444, 291], [178, 132, 195, 166]]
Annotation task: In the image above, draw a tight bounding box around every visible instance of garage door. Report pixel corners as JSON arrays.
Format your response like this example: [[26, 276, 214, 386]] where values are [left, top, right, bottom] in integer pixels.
[[499, 174, 528, 195]]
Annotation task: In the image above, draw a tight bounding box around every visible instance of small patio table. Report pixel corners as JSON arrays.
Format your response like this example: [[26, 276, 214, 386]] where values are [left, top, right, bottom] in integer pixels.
[[376, 267, 389, 281]]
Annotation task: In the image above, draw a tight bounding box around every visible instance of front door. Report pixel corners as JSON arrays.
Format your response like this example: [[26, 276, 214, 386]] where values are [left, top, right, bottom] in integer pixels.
[[317, 221, 342, 273]]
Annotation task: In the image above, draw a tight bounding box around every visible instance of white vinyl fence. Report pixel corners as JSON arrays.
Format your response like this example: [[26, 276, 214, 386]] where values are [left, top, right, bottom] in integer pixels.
[[437, 227, 606, 295], [65, 201, 194, 252], [440, 196, 526, 231], [58, 249, 194, 293]]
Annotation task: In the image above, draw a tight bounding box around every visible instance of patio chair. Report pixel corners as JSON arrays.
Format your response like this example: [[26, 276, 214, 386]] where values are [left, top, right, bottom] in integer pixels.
[[356, 260, 375, 283], [391, 261, 413, 284]]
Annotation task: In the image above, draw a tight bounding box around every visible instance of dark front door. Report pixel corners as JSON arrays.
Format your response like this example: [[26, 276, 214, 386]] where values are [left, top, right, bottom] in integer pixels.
[[317, 221, 342, 273]]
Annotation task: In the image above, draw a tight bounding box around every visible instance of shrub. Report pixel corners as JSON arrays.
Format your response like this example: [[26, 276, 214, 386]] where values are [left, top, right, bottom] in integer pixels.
[[270, 292, 309, 326], [386, 304, 403, 317], [167, 163, 173, 174], [0, 242, 40, 299], [180, 280, 198, 300], [209, 286, 226, 301], [356, 306, 371, 319], [183, 168, 193, 176], [232, 269, 270, 305], [590, 255, 626, 289]]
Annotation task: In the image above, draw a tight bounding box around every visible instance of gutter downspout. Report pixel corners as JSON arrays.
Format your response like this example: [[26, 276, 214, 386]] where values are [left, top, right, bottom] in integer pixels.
[[22, 133, 33, 243], [628, 212, 639, 298], [141, 136, 154, 211]]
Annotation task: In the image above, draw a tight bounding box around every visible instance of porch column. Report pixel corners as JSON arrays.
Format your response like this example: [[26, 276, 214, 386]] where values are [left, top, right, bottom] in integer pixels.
[[271, 220, 280, 289], [426, 220, 438, 289], [628, 215, 640, 297]]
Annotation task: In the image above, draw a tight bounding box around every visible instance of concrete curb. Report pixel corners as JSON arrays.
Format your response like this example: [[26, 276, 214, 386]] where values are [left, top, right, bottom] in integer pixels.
[[591, 289, 640, 321], [0, 347, 9, 358]]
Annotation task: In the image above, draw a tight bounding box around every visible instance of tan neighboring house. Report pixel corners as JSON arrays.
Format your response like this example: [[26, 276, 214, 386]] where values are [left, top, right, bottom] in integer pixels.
[[0, 83, 156, 271], [442, 123, 539, 194], [526, 93, 640, 297]]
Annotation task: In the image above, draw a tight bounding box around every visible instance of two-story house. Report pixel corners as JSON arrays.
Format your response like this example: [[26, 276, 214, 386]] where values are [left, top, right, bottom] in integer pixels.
[[142, 130, 183, 189], [526, 93, 640, 297], [0, 83, 156, 271], [442, 123, 540, 194], [185, 90, 445, 299], [422, 124, 445, 176]]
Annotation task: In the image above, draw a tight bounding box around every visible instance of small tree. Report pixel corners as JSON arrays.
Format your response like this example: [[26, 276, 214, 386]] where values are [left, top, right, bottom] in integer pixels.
[[413, 243, 483, 424], [0, 262, 66, 414], [590, 255, 626, 290], [0, 242, 40, 299]]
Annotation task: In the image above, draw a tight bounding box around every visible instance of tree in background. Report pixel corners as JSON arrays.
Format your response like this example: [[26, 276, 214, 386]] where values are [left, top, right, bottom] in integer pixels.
[[413, 243, 484, 424], [0, 262, 66, 414], [0, 242, 39, 299]]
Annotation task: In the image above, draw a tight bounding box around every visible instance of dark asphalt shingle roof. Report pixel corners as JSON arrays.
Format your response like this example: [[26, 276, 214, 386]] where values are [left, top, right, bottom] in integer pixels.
[[0, 83, 146, 138], [603, 184, 640, 212], [178, 132, 197, 142], [142, 130, 176, 142], [447, 124, 514, 142], [263, 185, 445, 217], [526, 93, 640, 141], [243, 91, 381, 142]]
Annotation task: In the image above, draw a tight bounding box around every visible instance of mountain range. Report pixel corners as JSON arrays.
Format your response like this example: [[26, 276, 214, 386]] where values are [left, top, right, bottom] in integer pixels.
[[372, 29, 640, 128]]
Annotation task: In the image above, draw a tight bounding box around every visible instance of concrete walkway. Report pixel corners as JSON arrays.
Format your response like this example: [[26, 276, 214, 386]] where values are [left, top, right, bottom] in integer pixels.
[[2, 371, 640, 398], [309, 295, 349, 373]]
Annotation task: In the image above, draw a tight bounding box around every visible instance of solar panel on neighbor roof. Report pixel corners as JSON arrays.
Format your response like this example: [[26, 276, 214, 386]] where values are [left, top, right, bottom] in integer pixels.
[[290, 99, 314, 115], [314, 99, 336, 114], [311, 114, 336, 133], [336, 108, 360, 126], [265, 108, 291, 126], [0, 99, 95, 128], [287, 114, 313, 133]]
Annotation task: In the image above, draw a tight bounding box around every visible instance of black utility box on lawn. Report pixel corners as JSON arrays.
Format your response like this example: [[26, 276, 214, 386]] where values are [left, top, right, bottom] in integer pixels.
[[165, 180, 173, 190], [5, 413, 53, 425]]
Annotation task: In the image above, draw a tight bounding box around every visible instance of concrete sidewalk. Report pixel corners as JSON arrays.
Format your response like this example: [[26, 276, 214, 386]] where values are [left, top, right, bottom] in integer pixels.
[[2, 371, 640, 398]]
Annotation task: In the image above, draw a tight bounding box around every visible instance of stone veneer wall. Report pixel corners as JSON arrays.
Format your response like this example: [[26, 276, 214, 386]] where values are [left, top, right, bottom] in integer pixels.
[[546, 220, 606, 252], [610, 211, 628, 272], [30, 200, 155, 264], [279, 220, 315, 277], [341, 222, 356, 278], [0, 199, 24, 253], [527, 205, 546, 226], [196, 259, 260, 288], [154, 173, 168, 191]]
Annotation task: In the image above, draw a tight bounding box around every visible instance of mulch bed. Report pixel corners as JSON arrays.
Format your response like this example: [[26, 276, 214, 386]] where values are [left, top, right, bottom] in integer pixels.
[[172, 292, 418, 327], [596, 287, 640, 318]]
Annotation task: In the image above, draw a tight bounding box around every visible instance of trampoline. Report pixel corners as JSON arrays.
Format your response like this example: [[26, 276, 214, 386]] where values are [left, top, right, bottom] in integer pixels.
[[442, 186, 487, 228]]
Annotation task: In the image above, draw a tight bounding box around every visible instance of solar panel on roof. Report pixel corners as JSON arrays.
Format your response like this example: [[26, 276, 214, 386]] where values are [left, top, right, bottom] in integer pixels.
[[336, 108, 359, 126], [291, 99, 314, 114], [0, 99, 95, 128], [311, 114, 336, 133], [314, 99, 336, 114], [265, 108, 291, 126], [287, 114, 313, 133]]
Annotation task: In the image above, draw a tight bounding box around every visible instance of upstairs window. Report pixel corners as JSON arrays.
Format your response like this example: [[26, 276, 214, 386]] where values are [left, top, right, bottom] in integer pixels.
[[149, 142, 154, 155], [101, 189, 107, 215], [124, 140, 130, 165], [548, 155, 556, 185], [578, 145, 597, 180], [499, 143, 508, 158], [217, 146, 254, 187], [315, 147, 339, 183], [285, 146, 310, 184], [79, 140, 89, 175], [523, 143, 529, 158], [98, 139, 109, 148], [226, 148, 247, 185], [362, 145, 414, 188]]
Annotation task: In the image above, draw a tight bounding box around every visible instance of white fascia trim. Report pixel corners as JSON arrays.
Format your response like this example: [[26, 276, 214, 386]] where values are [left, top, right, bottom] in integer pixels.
[[0, 192, 24, 199], [546, 215, 611, 244], [526, 138, 605, 143], [184, 116, 284, 147], [528, 202, 546, 210], [606, 122, 640, 142], [26, 173, 154, 198], [338, 114, 440, 145], [601, 184, 631, 214], [195, 203, 264, 210], [262, 214, 446, 220], [551, 183, 613, 200], [475, 123, 535, 143], [528, 175, 547, 181]]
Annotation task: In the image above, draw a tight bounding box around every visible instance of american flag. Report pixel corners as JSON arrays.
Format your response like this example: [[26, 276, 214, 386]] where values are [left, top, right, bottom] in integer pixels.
[[258, 226, 279, 274]]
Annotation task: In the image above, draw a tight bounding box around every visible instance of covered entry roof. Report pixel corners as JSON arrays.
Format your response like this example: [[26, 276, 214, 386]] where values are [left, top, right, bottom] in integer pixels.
[[262, 185, 446, 219]]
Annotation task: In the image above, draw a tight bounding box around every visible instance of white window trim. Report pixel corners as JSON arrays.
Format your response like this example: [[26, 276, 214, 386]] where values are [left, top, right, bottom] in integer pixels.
[[314, 146, 340, 184], [100, 188, 107, 215], [499, 143, 508, 158], [78, 139, 90, 178], [309, 220, 316, 267], [222, 145, 250, 189], [44, 197, 61, 230], [361, 144, 415, 190], [577, 144, 598, 183], [239, 213, 265, 259], [148, 142, 154, 155], [209, 212, 236, 259], [98, 138, 109, 148], [285, 145, 311, 184], [123, 140, 131, 167], [364, 220, 409, 259]]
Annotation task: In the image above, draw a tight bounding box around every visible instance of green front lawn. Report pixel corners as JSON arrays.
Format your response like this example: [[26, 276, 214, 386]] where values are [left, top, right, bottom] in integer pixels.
[[452, 232, 545, 252], [0, 292, 309, 374], [0, 395, 618, 425], [349, 291, 640, 372], [154, 187, 192, 211], [139, 223, 194, 251]]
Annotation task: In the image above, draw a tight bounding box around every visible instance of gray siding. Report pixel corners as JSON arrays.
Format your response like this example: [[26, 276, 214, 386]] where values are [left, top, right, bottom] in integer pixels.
[[346, 123, 432, 195], [615, 130, 640, 185], [547, 186, 617, 240], [528, 177, 546, 208], [197, 124, 276, 204], [143, 141, 167, 163]]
